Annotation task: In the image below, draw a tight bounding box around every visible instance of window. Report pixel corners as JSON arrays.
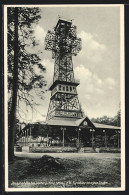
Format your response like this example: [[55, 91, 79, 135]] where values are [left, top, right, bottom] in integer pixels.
[[59, 85, 61, 90], [73, 87, 75, 91], [70, 86, 72, 91], [66, 86, 69, 91], [63, 86, 65, 91], [83, 121, 88, 126]]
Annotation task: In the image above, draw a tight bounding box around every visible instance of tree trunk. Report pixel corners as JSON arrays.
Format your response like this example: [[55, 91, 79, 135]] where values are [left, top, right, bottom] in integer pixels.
[[8, 8, 19, 162]]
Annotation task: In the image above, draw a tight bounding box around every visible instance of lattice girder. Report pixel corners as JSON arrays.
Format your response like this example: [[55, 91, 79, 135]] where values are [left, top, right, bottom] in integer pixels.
[[45, 19, 84, 121], [53, 53, 74, 82], [49, 93, 80, 111], [45, 20, 82, 57]]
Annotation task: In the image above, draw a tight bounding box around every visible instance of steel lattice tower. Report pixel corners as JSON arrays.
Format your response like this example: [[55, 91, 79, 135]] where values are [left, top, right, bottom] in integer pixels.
[[45, 19, 84, 121]]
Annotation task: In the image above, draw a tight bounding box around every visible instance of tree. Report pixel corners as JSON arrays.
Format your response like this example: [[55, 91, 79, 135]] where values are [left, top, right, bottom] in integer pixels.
[[8, 7, 46, 162], [91, 109, 121, 127], [116, 109, 121, 126]]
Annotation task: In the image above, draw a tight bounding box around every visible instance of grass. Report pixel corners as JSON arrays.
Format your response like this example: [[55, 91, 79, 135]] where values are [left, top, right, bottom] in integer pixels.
[[8, 154, 121, 188]]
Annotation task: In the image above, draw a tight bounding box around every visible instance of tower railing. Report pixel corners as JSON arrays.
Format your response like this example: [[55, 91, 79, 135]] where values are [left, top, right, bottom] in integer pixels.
[[48, 78, 80, 90]]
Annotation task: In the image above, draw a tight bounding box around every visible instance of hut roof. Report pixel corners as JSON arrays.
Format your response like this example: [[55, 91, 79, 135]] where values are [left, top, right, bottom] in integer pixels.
[[46, 117, 121, 130], [93, 122, 120, 130]]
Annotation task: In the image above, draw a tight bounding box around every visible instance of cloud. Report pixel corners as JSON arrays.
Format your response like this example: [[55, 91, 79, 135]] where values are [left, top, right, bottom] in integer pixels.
[[78, 31, 106, 64], [105, 77, 116, 86], [34, 25, 46, 46], [41, 58, 54, 88], [105, 77, 116, 89], [74, 64, 117, 117], [74, 64, 103, 95]]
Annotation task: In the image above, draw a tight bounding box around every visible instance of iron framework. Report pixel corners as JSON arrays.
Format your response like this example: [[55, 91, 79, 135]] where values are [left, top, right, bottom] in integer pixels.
[[45, 19, 84, 120]]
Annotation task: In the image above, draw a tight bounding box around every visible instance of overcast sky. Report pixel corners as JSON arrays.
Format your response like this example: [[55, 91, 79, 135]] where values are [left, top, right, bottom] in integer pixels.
[[18, 5, 122, 123]]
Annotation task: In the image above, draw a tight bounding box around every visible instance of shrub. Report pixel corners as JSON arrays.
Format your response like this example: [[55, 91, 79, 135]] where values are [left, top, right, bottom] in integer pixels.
[[30, 146, 78, 153], [99, 147, 121, 153]]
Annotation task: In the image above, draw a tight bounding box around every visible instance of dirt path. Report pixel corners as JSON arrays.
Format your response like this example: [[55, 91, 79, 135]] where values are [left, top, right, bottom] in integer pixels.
[[15, 152, 121, 159]]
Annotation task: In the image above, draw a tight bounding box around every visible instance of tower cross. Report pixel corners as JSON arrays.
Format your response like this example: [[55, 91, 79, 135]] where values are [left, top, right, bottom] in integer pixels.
[[45, 19, 84, 120]]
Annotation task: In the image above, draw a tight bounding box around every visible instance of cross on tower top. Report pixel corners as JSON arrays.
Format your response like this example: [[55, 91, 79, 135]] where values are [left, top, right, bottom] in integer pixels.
[[45, 19, 84, 121], [45, 19, 82, 59]]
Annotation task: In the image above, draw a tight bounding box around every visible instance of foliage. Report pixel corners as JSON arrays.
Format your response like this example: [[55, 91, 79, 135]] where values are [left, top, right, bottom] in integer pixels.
[[31, 124, 52, 138], [31, 147, 78, 153], [99, 147, 121, 153], [8, 7, 46, 121], [91, 109, 121, 127], [8, 7, 46, 161]]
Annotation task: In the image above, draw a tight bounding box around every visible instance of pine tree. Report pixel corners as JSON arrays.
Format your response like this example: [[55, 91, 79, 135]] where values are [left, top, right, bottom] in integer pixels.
[[8, 7, 46, 161]]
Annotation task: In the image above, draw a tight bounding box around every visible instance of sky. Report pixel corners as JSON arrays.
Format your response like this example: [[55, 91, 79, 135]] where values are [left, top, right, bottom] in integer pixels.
[[17, 5, 122, 123]]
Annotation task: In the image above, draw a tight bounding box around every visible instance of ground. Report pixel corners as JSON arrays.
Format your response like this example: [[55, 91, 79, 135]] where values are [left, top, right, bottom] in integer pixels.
[[8, 153, 121, 188]]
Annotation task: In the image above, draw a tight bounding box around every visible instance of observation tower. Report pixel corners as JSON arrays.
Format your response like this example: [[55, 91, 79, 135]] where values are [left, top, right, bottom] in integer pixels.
[[45, 18, 84, 123]]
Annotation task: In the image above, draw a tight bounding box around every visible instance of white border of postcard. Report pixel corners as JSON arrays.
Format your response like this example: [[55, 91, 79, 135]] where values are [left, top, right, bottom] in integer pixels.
[[4, 4, 125, 191]]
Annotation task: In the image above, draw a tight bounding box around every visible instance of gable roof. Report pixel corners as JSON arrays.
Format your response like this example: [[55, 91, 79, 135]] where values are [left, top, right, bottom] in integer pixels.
[[46, 116, 92, 127], [46, 116, 121, 130], [93, 122, 120, 130]]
